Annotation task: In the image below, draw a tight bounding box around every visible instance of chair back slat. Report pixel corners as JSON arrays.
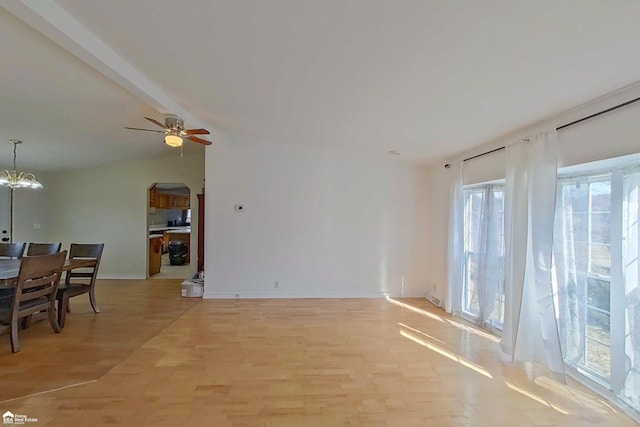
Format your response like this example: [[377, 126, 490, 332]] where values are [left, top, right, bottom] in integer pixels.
[[26, 243, 62, 256], [0, 242, 26, 259], [22, 273, 60, 290]]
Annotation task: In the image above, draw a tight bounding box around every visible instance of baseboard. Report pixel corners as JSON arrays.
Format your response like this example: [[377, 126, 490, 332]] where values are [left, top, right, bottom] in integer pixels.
[[97, 273, 146, 280], [202, 290, 428, 299]]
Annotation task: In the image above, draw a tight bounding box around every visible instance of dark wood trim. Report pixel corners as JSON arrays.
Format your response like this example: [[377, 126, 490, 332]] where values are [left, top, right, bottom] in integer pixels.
[[197, 193, 205, 272]]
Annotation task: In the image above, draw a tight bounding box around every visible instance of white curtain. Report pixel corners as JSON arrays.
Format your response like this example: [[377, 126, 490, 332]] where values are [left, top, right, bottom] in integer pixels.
[[622, 167, 640, 407], [447, 160, 464, 315], [464, 185, 505, 327], [501, 131, 565, 379]]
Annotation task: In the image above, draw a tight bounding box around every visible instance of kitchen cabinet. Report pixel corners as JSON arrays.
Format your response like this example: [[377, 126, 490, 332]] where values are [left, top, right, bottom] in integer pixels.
[[149, 236, 162, 276], [156, 194, 170, 209], [181, 195, 190, 208], [169, 195, 190, 209], [149, 187, 157, 207], [163, 231, 170, 253], [169, 195, 180, 208], [150, 193, 189, 209]]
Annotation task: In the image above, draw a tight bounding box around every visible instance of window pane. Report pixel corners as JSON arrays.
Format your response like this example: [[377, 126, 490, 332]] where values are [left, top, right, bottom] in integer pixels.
[[590, 243, 611, 276], [590, 181, 611, 212], [587, 278, 610, 313], [565, 183, 588, 212], [591, 213, 610, 244], [465, 252, 480, 315], [587, 307, 610, 339], [585, 338, 611, 379]]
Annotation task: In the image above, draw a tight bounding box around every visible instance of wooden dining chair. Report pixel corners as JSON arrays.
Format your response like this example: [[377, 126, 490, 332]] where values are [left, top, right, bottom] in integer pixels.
[[0, 251, 67, 353], [56, 243, 104, 328], [0, 242, 26, 259], [26, 243, 62, 256]]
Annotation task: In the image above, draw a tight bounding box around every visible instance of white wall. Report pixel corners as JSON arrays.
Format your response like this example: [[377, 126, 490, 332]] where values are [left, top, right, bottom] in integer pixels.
[[428, 82, 640, 309], [204, 136, 430, 298], [43, 153, 205, 278], [12, 174, 52, 244]]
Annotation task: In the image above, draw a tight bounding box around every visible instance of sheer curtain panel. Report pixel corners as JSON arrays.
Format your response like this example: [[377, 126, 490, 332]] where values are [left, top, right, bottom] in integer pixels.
[[621, 167, 640, 408], [501, 131, 565, 380], [447, 161, 464, 315], [462, 185, 505, 328]]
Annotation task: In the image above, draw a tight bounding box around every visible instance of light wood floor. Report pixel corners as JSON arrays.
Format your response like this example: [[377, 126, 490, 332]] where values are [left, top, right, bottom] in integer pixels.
[[0, 280, 636, 426]]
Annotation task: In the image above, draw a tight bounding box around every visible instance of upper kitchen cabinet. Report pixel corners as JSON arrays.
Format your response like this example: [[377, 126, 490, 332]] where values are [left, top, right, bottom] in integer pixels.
[[169, 195, 190, 209], [149, 186, 157, 207], [149, 186, 189, 209]]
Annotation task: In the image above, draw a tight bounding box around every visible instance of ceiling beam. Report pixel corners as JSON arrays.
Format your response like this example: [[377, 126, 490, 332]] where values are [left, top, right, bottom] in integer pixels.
[[0, 0, 209, 130]]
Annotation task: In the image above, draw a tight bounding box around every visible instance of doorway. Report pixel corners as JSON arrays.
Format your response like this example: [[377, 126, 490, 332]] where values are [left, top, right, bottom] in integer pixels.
[[147, 182, 192, 279]]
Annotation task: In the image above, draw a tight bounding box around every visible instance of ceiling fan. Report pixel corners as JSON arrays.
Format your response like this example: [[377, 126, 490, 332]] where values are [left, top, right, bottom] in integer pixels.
[[125, 115, 212, 147]]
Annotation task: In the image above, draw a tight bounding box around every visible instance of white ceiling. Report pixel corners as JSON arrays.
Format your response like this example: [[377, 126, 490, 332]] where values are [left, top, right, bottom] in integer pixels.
[[2, 1, 640, 170]]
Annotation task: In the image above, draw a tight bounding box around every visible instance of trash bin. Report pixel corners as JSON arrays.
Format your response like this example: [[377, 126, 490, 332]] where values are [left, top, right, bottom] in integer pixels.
[[167, 241, 188, 265]]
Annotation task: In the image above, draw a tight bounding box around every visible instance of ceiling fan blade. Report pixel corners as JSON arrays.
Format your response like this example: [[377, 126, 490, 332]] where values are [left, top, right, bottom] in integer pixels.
[[186, 135, 212, 145], [124, 127, 164, 133], [144, 117, 166, 128], [184, 128, 210, 135]]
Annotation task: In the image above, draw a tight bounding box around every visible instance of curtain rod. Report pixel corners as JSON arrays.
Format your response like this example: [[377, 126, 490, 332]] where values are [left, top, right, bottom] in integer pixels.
[[458, 95, 640, 164]]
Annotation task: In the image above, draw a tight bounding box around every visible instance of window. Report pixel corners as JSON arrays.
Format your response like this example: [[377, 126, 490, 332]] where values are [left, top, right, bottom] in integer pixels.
[[463, 184, 505, 330], [554, 163, 640, 412], [554, 175, 612, 380]]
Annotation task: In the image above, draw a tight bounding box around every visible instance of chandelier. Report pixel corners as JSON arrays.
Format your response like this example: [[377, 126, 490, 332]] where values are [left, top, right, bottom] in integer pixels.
[[0, 139, 43, 189]]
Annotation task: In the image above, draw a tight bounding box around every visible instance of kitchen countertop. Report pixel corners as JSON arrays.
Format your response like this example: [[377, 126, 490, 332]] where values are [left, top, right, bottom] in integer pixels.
[[149, 226, 191, 232], [167, 228, 191, 234]]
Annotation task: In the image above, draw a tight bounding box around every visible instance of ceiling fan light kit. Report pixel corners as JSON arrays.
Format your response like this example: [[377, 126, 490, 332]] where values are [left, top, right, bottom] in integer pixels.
[[125, 114, 212, 147], [164, 134, 183, 147]]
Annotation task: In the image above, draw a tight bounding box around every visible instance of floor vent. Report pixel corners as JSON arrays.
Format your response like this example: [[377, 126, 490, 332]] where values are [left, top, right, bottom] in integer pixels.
[[425, 295, 441, 307]]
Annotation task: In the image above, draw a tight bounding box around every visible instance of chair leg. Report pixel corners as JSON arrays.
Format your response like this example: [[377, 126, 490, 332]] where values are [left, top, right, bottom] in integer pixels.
[[21, 315, 33, 329], [58, 297, 69, 329], [89, 289, 100, 313], [10, 319, 19, 353], [48, 307, 61, 333]]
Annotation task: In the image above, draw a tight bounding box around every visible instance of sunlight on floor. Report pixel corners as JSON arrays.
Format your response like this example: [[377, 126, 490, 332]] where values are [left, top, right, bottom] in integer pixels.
[[399, 328, 494, 379], [390, 299, 621, 418], [505, 380, 571, 415], [534, 376, 613, 414], [445, 318, 501, 343], [397, 322, 448, 346], [385, 296, 444, 323]]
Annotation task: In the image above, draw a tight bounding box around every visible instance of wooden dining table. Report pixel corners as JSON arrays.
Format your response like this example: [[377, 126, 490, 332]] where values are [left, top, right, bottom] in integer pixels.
[[0, 258, 98, 288]]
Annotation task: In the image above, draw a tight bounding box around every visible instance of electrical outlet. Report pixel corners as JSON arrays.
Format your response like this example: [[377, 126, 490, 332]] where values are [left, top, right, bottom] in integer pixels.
[[234, 293, 240, 298], [274, 281, 279, 288]]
